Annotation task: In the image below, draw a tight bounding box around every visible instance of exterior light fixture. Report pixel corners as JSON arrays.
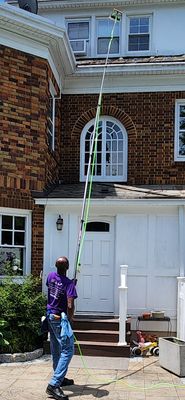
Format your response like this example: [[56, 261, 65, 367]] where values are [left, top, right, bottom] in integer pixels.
[[56, 215, 63, 231]]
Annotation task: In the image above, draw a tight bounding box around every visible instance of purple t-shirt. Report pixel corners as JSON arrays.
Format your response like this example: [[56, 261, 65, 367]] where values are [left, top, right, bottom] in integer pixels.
[[46, 272, 77, 315]]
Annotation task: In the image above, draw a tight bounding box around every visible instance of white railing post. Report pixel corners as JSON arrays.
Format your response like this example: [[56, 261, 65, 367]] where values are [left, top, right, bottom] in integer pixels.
[[177, 277, 185, 340], [118, 264, 128, 346]]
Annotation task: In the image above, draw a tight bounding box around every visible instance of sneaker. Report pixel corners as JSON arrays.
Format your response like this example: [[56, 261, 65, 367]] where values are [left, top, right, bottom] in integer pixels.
[[46, 384, 69, 400], [61, 377, 74, 387]]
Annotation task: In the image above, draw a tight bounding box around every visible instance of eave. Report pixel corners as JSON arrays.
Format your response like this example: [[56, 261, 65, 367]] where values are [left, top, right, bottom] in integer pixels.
[[0, 4, 76, 87]]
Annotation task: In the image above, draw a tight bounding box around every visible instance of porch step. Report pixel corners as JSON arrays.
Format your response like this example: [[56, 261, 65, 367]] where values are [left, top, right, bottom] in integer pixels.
[[74, 329, 119, 342], [74, 340, 130, 358], [73, 318, 119, 331], [43, 316, 131, 358]]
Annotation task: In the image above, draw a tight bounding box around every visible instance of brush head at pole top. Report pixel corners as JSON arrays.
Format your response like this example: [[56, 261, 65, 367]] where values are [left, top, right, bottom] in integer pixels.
[[110, 8, 122, 21]]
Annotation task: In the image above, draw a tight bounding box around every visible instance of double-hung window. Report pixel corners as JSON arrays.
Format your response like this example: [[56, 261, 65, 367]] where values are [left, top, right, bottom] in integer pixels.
[[67, 20, 89, 56], [175, 100, 185, 161], [80, 116, 127, 182], [47, 80, 56, 151], [97, 18, 119, 55], [128, 16, 150, 52], [0, 212, 31, 276]]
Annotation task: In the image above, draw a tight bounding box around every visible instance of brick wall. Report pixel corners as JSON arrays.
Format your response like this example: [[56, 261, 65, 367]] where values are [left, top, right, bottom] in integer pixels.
[[60, 91, 185, 185], [0, 45, 61, 275]]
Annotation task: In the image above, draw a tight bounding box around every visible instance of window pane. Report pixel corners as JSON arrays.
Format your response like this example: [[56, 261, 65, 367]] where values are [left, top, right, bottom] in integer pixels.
[[86, 222, 110, 232], [97, 165, 101, 175], [2, 231, 12, 245], [70, 41, 86, 52], [128, 34, 149, 51], [118, 165, 123, 175], [98, 19, 119, 36], [179, 132, 185, 155], [68, 22, 89, 40], [0, 247, 23, 276], [15, 217, 25, 230], [97, 37, 119, 54], [112, 165, 118, 176], [180, 119, 185, 130], [2, 215, 12, 229], [180, 106, 185, 117], [14, 232, 25, 246]]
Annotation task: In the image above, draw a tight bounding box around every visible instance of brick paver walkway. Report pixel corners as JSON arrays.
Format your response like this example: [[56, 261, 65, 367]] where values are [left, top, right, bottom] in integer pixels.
[[0, 355, 185, 399]]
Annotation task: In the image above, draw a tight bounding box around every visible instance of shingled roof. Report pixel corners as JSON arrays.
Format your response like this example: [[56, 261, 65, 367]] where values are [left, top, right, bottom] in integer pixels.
[[33, 183, 185, 200]]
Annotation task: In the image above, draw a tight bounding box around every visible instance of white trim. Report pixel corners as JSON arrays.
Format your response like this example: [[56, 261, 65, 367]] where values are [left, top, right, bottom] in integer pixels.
[[80, 116, 128, 182], [0, 4, 76, 87], [38, 0, 185, 10], [178, 206, 185, 277], [174, 99, 185, 162], [34, 198, 185, 207], [0, 208, 32, 276], [48, 80, 57, 151]]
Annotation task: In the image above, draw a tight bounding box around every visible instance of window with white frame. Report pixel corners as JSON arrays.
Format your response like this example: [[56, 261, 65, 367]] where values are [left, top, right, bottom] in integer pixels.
[[128, 16, 150, 52], [0, 212, 31, 276], [97, 18, 119, 55], [80, 116, 127, 182], [67, 20, 90, 56], [175, 100, 185, 161], [47, 80, 56, 151]]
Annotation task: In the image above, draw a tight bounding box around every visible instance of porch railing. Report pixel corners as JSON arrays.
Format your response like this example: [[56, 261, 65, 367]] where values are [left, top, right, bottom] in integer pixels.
[[118, 264, 128, 346]]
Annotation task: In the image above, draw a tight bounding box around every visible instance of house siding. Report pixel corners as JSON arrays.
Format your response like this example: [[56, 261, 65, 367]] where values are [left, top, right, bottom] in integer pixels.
[[60, 92, 185, 185], [0, 44, 61, 275]]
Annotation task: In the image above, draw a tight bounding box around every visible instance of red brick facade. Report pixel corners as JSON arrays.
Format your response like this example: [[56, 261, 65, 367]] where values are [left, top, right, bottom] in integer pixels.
[[1, 43, 185, 275], [0, 45, 61, 275], [61, 92, 185, 185]]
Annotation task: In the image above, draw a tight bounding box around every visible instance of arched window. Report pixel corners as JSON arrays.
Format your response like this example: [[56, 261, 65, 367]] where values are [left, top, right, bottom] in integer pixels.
[[80, 116, 128, 182]]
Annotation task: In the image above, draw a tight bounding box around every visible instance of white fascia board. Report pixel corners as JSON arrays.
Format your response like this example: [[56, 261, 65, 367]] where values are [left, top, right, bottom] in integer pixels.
[[38, 0, 185, 10], [76, 63, 185, 76], [0, 4, 76, 86], [34, 198, 185, 207], [63, 73, 185, 94]]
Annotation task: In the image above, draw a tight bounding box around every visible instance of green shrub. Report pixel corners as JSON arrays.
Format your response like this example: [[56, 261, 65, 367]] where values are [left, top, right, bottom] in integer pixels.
[[0, 275, 47, 353]]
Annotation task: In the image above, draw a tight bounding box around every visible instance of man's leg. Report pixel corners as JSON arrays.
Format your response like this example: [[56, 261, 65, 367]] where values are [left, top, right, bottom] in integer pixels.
[[49, 319, 61, 371], [49, 335, 74, 387], [47, 315, 69, 400]]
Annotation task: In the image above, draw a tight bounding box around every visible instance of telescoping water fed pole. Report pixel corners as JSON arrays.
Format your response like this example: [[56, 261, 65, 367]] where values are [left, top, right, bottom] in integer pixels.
[[73, 9, 122, 280]]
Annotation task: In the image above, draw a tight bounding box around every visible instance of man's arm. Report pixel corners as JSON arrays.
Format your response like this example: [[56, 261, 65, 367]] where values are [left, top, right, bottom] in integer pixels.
[[67, 297, 75, 321]]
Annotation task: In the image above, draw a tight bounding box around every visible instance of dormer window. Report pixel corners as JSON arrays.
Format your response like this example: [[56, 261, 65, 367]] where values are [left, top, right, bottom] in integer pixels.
[[97, 18, 119, 55], [67, 20, 89, 56], [128, 16, 150, 52]]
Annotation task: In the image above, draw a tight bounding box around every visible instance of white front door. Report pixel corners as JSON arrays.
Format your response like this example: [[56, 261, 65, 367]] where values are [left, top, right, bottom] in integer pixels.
[[76, 219, 114, 313]]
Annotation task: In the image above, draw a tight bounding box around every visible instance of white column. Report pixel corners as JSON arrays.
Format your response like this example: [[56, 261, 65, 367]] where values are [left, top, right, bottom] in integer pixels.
[[118, 265, 128, 346]]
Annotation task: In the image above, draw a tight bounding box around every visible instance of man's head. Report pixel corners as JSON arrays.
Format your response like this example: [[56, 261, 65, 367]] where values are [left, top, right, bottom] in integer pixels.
[[55, 256, 69, 275]]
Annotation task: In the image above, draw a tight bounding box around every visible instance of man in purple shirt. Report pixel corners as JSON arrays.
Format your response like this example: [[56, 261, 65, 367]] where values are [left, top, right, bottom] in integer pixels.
[[46, 257, 77, 400]]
